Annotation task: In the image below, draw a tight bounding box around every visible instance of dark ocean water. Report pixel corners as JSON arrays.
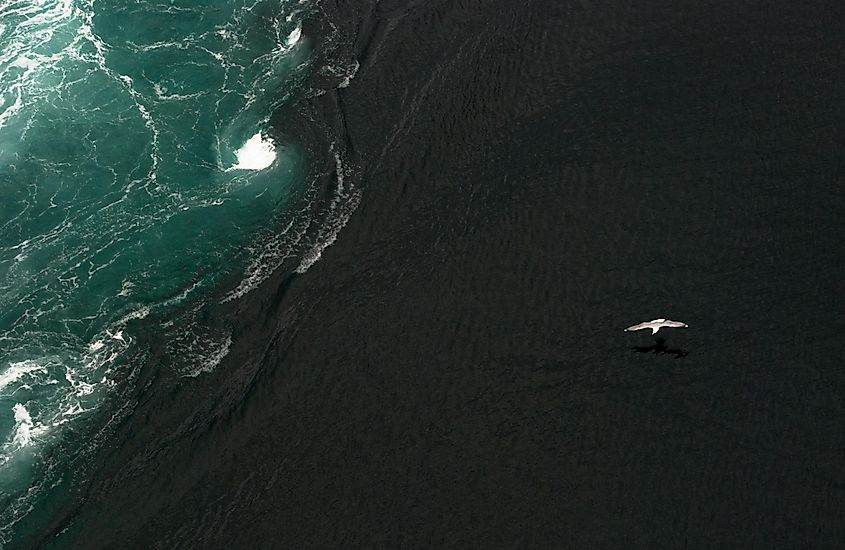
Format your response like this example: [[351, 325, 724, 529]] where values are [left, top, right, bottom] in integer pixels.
[[9, 0, 845, 547]]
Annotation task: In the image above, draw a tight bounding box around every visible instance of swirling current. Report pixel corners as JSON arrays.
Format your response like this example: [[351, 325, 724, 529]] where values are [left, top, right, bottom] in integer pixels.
[[0, 0, 357, 541]]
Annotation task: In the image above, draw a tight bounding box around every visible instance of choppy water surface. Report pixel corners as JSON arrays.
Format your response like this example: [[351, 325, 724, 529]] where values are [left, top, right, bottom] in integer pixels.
[[0, 0, 315, 534]]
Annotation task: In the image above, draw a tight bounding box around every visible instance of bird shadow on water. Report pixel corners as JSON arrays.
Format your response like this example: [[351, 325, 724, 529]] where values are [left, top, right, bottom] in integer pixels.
[[630, 337, 689, 359]]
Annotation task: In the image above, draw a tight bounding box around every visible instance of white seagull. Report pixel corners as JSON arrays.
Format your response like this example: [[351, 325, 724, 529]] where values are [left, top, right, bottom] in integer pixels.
[[624, 318, 688, 335]]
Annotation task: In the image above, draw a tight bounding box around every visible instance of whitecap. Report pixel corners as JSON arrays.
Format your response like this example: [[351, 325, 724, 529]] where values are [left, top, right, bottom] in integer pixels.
[[88, 340, 105, 353], [0, 361, 45, 393], [62, 403, 85, 416], [338, 60, 360, 89], [297, 145, 361, 273], [10, 404, 45, 447], [117, 280, 134, 297], [286, 25, 302, 47], [115, 305, 150, 325], [181, 334, 232, 377], [106, 329, 127, 346], [228, 132, 276, 171]]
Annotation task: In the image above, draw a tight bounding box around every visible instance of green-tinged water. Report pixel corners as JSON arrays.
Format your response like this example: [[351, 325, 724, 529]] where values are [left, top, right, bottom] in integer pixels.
[[0, 0, 312, 538]]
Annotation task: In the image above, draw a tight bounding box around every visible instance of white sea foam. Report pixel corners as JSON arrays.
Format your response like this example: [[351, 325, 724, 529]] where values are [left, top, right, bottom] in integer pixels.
[[115, 305, 150, 325], [286, 25, 302, 47], [62, 403, 85, 416], [106, 329, 127, 346], [10, 404, 45, 448], [181, 333, 232, 377], [0, 361, 44, 393], [117, 280, 133, 297], [338, 60, 359, 88], [11, 405, 33, 447], [221, 140, 361, 301], [297, 145, 361, 273], [220, 217, 309, 303], [228, 132, 276, 171]]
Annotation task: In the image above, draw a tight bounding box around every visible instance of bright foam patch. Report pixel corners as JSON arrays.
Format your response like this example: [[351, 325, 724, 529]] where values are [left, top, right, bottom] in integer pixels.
[[11, 404, 44, 447], [286, 25, 301, 47], [230, 132, 276, 171]]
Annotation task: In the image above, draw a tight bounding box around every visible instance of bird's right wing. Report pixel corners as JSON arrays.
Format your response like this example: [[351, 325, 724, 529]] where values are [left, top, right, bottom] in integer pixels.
[[662, 320, 688, 328], [624, 322, 650, 332]]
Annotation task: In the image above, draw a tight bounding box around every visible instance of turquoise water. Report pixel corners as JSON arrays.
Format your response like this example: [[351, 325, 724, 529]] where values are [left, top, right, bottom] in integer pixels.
[[0, 0, 313, 535]]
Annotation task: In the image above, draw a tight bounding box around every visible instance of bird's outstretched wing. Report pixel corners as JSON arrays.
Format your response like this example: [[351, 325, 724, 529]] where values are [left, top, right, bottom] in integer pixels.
[[624, 322, 652, 332], [661, 320, 688, 328]]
